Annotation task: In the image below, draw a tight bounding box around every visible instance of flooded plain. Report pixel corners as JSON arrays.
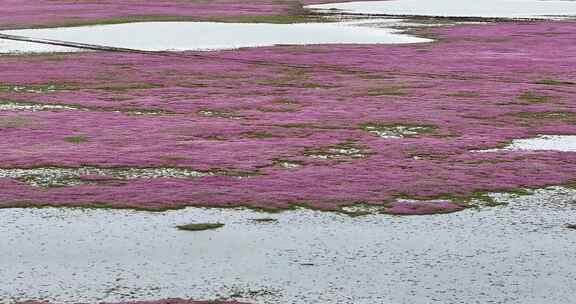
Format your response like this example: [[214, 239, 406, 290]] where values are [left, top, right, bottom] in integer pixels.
[[0, 20, 430, 54], [2, 187, 576, 304], [308, 0, 576, 18]]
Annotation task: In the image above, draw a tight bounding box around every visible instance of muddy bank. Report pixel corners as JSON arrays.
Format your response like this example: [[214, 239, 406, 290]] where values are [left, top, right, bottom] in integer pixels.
[[1, 21, 576, 210]]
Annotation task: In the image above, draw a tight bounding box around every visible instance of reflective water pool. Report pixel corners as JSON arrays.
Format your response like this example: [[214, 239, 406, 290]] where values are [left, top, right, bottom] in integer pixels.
[[0, 20, 430, 54], [308, 0, 576, 19]]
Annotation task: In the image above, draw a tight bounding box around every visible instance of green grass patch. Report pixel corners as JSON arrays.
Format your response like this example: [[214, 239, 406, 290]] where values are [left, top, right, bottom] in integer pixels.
[[511, 111, 576, 121], [176, 223, 225, 231], [366, 86, 408, 96], [63, 135, 88, 143], [0, 116, 34, 128], [518, 91, 551, 103], [445, 91, 480, 98], [251, 218, 278, 223], [533, 79, 575, 86], [92, 83, 163, 92]]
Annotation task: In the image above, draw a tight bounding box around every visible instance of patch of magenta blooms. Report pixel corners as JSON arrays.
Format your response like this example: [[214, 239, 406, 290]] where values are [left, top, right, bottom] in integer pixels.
[[1, 22, 576, 211], [0, 0, 359, 29]]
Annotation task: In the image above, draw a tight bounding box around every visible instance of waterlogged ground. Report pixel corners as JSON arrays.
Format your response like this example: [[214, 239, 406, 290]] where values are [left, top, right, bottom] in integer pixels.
[[2, 187, 576, 304], [1, 21, 576, 210]]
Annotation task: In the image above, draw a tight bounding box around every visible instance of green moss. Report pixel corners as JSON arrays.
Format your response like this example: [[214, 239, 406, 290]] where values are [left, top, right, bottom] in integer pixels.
[[242, 131, 277, 139], [93, 83, 163, 92], [445, 91, 480, 98], [159, 155, 188, 162], [251, 218, 278, 223], [518, 91, 551, 103], [176, 223, 225, 231], [63, 135, 88, 143], [301, 82, 331, 89], [366, 86, 408, 96], [511, 111, 576, 121], [533, 79, 575, 86], [0, 116, 34, 128]]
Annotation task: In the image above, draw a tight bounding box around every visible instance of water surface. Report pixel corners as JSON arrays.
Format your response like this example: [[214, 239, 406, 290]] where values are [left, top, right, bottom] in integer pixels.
[[0, 20, 430, 54], [2, 187, 576, 304], [308, 0, 576, 18], [504, 135, 576, 152]]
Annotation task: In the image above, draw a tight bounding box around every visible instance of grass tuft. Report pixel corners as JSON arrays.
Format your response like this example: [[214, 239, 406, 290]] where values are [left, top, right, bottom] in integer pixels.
[[176, 223, 225, 231], [63, 135, 88, 143]]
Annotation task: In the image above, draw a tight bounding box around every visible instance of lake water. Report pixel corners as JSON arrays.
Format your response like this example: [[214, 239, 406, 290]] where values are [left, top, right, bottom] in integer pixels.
[[502, 135, 576, 152], [308, 0, 576, 19], [2, 186, 576, 304], [0, 20, 430, 54]]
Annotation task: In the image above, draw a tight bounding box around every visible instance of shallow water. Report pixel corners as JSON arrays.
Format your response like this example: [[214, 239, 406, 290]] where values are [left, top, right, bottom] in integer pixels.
[[0, 20, 430, 54], [479, 135, 576, 152], [504, 135, 576, 152], [308, 0, 576, 18], [2, 187, 576, 304]]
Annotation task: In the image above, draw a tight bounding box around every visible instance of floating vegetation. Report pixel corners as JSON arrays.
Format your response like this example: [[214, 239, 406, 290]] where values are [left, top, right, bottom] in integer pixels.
[[250, 218, 278, 223], [176, 223, 224, 231], [0, 166, 215, 187], [360, 123, 435, 138], [305, 141, 371, 160]]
